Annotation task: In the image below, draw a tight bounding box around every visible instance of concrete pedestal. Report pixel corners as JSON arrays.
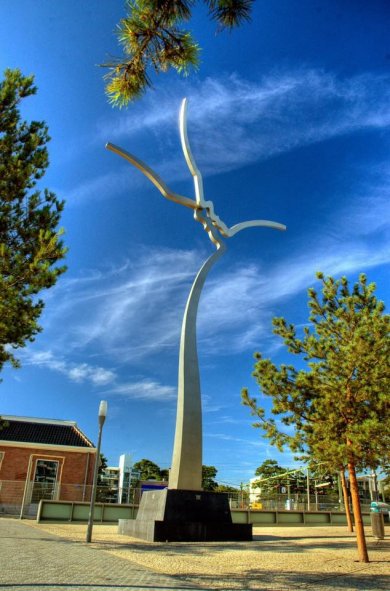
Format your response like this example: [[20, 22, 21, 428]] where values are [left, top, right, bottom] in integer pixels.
[[118, 488, 252, 542]]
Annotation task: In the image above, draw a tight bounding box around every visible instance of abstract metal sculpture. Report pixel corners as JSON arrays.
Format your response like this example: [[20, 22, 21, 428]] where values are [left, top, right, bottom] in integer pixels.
[[106, 99, 286, 491]]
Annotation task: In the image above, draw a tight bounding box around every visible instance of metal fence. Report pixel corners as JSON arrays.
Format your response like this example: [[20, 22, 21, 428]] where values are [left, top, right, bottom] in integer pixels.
[[233, 492, 371, 513], [229, 492, 339, 510], [0, 480, 371, 518], [0, 481, 118, 517]]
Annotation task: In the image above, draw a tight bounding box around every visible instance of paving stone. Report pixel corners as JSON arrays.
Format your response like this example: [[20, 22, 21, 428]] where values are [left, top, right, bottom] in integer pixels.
[[0, 518, 201, 591], [1, 518, 388, 591]]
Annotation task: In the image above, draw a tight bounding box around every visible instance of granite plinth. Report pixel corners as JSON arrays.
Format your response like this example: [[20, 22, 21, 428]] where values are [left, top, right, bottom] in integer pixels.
[[118, 488, 252, 542]]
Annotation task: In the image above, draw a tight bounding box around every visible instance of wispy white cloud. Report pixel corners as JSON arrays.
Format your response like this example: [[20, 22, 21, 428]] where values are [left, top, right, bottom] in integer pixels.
[[22, 350, 116, 386], [42, 247, 202, 359], [63, 168, 143, 205], [205, 432, 268, 448], [207, 414, 251, 425], [261, 177, 390, 303], [69, 68, 390, 204], [26, 156, 390, 392], [197, 246, 389, 355], [202, 394, 227, 414], [37, 164, 390, 368], [99, 69, 390, 171], [341, 173, 390, 238], [188, 71, 390, 175], [262, 243, 389, 308], [21, 350, 176, 402], [40, 247, 270, 359], [67, 365, 115, 386], [96, 96, 178, 141], [106, 379, 176, 401]]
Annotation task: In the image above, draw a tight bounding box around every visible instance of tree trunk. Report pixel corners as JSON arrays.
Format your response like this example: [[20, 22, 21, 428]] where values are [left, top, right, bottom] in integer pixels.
[[340, 469, 354, 532], [347, 460, 369, 563]]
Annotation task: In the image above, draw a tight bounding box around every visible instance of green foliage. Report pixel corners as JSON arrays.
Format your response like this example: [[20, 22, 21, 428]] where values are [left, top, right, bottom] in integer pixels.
[[252, 460, 314, 497], [96, 454, 120, 502], [131, 459, 220, 489], [381, 474, 390, 501], [255, 459, 285, 479], [242, 273, 390, 473], [97, 454, 108, 482], [207, 0, 253, 28], [214, 483, 239, 492], [253, 459, 286, 495], [104, 0, 254, 106], [159, 467, 170, 480], [202, 464, 218, 490], [0, 69, 67, 372], [133, 458, 165, 480], [0, 418, 9, 431]]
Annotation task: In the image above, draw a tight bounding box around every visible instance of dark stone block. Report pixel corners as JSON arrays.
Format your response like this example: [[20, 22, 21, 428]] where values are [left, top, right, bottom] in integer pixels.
[[118, 489, 252, 542], [153, 520, 252, 542]]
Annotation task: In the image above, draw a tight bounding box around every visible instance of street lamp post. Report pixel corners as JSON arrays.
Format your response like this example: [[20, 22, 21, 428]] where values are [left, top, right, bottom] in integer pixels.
[[306, 468, 311, 511], [86, 400, 108, 543]]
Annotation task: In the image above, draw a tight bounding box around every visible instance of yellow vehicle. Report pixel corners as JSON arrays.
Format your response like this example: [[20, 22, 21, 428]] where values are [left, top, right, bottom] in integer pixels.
[[250, 502, 263, 510]]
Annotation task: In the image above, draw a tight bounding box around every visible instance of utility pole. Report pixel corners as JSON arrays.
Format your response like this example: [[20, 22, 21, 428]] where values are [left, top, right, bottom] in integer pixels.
[[86, 401, 108, 543], [306, 468, 311, 511]]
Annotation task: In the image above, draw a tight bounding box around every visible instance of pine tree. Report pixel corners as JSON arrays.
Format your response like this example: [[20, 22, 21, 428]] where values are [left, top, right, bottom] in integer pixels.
[[133, 458, 164, 480], [103, 0, 254, 106], [242, 273, 390, 563], [202, 464, 218, 490], [253, 459, 286, 496], [255, 459, 285, 480], [0, 69, 67, 373]]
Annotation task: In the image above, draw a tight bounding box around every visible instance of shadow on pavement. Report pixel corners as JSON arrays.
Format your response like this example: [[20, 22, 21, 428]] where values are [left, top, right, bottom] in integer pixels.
[[90, 538, 360, 554], [172, 567, 390, 590], [0, 585, 203, 590]]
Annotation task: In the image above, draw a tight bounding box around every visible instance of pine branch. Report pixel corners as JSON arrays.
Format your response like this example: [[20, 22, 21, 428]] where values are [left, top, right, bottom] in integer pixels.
[[103, 0, 254, 105]]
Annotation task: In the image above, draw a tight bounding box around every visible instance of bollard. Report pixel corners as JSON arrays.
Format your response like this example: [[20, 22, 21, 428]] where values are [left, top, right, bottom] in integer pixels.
[[370, 508, 385, 540]]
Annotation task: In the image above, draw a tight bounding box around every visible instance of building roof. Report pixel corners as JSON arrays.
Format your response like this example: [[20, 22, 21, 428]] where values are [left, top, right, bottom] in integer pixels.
[[0, 416, 95, 448]]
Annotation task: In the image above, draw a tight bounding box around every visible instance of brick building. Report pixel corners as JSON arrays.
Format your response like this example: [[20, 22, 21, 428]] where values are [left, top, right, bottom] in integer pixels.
[[0, 415, 96, 515]]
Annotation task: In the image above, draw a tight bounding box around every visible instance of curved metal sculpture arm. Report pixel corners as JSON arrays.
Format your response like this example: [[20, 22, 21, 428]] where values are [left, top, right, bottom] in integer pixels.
[[179, 99, 287, 239], [195, 210, 225, 250], [179, 100, 231, 238], [106, 142, 197, 210], [108, 102, 287, 247], [228, 220, 287, 236], [179, 98, 203, 205]]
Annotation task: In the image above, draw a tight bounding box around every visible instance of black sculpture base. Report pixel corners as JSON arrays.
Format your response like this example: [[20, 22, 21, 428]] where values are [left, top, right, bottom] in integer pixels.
[[118, 488, 252, 542]]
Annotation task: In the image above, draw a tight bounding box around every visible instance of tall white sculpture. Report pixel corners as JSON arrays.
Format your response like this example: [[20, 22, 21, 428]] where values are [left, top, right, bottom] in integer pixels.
[[107, 99, 286, 491]]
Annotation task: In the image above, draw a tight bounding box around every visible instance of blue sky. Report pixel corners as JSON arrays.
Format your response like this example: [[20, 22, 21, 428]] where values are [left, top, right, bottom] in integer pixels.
[[1, 1, 389, 487]]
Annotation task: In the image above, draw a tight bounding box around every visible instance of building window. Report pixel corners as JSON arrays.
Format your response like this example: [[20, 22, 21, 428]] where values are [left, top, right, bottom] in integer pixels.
[[31, 459, 59, 503], [0, 451, 4, 471]]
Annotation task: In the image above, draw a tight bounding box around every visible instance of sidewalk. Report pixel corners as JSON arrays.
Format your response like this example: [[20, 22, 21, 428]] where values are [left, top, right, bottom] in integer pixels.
[[0, 518, 388, 590], [0, 518, 202, 591]]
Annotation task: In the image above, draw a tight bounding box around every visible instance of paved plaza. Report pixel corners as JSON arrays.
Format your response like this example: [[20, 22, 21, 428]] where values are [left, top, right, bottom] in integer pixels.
[[0, 518, 388, 591], [0, 518, 200, 591]]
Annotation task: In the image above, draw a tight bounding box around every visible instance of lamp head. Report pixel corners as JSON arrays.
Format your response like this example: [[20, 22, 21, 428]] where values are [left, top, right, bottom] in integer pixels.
[[98, 400, 108, 421]]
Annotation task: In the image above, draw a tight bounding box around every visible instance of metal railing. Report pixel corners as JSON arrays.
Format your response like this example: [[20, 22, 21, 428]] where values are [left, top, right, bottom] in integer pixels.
[[0, 480, 373, 518], [226, 491, 373, 513], [0, 481, 124, 517]]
